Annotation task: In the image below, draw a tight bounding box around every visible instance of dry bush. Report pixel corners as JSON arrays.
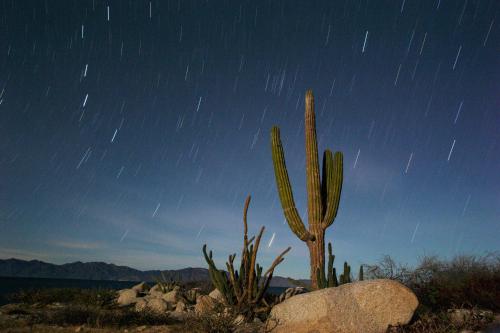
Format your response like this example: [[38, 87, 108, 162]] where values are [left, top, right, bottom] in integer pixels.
[[23, 305, 175, 328], [365, 253, 500, 312], [387, 306, 495, 333], [178, 303, 238, 333]]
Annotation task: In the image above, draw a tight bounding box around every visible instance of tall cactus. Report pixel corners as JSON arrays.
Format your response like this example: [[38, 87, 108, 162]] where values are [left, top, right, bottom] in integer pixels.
[[271, 89, 343, 289]]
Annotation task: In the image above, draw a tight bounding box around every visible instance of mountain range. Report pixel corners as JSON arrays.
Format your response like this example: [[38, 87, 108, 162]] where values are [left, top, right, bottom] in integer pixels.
[[0, 258, 309, 288]]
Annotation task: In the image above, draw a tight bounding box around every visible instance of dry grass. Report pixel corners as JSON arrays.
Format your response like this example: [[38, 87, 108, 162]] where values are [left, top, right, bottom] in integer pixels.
[[365, 254, 500, 333]]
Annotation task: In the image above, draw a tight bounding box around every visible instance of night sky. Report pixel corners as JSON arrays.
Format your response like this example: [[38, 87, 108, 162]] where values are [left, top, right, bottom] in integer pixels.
[[1, 0, 498, 278]]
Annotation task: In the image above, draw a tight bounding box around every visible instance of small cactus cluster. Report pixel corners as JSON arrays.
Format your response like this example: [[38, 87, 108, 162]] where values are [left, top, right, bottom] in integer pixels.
[[154, 272, 180, 293], [202, 195, 291, 321], [316, 242, 364, 289]]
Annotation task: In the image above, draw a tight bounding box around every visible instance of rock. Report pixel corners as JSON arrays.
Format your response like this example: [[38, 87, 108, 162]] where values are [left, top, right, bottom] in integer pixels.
[[267, 279, 418, 333], [195, 295, 217, 314], [146, 298, 170, 314], [136, 325, 147, 331], [175, 300, 187, 312], [149, 284, 164, 297], [169, 311, 189, 321], [117, 289, 139, 306], [209, 288, 225, 303], [162, 290, 182, 304], [134, 299, 147, 312], [74, 325, 85, 332], [233, 314, 245, 325], [131, 282, 150, 293], [448, 308, 494, 327], [150, 283, 162, 292]]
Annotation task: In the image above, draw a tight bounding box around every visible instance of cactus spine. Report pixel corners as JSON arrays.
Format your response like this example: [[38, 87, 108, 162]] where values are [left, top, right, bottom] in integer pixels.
[[271, 89, 343, 289]]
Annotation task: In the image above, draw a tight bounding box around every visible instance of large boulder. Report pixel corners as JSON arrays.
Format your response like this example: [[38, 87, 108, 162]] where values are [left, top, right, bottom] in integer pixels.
[[267, 279, 418, 333], [117, 289, 139, 306]]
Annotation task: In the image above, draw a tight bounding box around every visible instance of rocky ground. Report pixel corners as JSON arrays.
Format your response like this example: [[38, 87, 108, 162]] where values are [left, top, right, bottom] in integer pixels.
[[1, 280, 499, 333]]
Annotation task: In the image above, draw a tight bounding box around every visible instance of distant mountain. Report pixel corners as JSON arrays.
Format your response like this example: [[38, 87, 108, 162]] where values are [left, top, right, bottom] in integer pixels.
[[0, 258, 309, 288]]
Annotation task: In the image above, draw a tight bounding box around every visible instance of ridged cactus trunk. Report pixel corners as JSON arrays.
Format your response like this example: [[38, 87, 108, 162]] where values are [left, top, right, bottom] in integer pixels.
[[271, 90, 343, 290]]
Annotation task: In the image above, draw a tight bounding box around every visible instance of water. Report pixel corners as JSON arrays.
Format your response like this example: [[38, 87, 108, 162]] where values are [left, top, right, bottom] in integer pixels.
[[0, 276, 288, 306]]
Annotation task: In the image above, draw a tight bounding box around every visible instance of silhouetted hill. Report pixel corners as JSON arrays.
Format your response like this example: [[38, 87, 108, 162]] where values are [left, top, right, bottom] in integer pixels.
[[0, 258, 307, 287]]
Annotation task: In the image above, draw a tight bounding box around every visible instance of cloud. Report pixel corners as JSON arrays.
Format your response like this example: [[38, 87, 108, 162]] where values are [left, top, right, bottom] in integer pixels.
[[50, 240, 103, 250]]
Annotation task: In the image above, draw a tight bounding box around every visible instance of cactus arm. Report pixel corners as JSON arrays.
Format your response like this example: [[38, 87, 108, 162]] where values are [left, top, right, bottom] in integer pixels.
[[226, 254, 242, 302], [322, 151, 343, 229], [247, 226, 264, 298], [271, 126, 314, 241], [304, 90, 323, 227]]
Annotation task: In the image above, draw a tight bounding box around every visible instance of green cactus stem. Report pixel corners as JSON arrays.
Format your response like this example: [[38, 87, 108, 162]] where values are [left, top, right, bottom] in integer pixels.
[[271, 90, 343, 289], [202, 195, 291, 321]]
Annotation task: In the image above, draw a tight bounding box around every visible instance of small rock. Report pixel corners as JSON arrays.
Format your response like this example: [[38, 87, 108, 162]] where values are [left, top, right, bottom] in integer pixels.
[[131, 282, 150, 293], [175, 300, 186, 312], [162, 290, 182, 304], [147, 298, 170, 314], [233, 314, 245, 325], [149, 284, 164, 297], [150, 284, 163, 292], [117, 289, 139, 306], [134, 299, 147, 312], [209, 288, 225, 303], [195, 295, 217, 314], [75, 325, 85, 332], [136, 325, 147, 331], [169, 311, 188, 321]]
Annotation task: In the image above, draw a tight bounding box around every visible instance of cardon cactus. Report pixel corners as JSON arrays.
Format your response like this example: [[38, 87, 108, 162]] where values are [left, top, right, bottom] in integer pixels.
[[271, 89, 343, 289], [202, 195, 291, 321], [339, 262, 352, 285]]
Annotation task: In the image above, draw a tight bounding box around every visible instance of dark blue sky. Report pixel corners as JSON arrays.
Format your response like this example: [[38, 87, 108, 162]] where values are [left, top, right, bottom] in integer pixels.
[[0, 0, 498, 278]]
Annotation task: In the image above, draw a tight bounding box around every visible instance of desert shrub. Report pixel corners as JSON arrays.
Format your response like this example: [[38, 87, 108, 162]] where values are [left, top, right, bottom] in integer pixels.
[[387, 307, 495, 333], [365, 253, 500, 312], [179, 302, 237, 333], [182, 280, 214, 295], [29, 305, 176, 327], [7, 288, 117, 307]]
